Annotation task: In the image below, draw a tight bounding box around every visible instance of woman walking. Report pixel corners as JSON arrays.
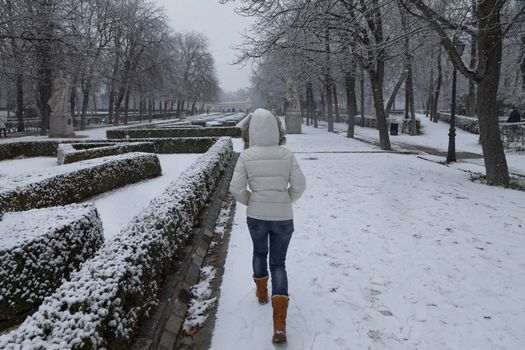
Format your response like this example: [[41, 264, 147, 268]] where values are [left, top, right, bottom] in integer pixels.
[[229, 108, 306, 344]]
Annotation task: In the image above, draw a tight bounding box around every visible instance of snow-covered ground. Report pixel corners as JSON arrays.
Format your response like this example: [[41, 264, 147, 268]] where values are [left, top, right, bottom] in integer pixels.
[[83, 154, 200, 239], [0, 157, 57, 177], [343, 114, 483, 154], [211, 124, 525, 349], [324, 115, 525, 177]]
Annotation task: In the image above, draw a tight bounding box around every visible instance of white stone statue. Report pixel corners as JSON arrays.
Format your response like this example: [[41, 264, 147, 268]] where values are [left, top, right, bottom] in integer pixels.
[[285, 76, 301, 112], [284, 75, 302, 134], [48, 71, 71, 115]]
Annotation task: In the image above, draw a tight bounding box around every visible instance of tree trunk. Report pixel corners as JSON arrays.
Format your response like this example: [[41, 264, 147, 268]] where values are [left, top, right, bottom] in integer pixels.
[[345, 69, 357, 138], [92, 92, 98, 117], [15, 72, 24, 132], [309, 83, 318, 128], [37, 48, 52, 136], [124, 89, 130, 125], [476, 1, 509, 186], [325, 81, 334, 131], [139, 97, 144, 122], [520, 35, 525, 92], [148, 98, 153, 122], [399, 4, 417, 135], [333, 84, 340, 123], [305, 83, 311, 126], [370, 70, 391, 150], [465, 0, 477, 117], [426, 52, 434, 118], [108, 87, 115, 124], [385, 73, 406, 117], [70, 76, 78, 127], [324, 29, 334, 132], [407, 71, 417, 135], [113, 88, 126, 126], [320, 89, 326, 121], [360, 67, 365, 127], [80, 78, 91, 130], [175, 100, 181, 118], [431, 46, 443, 123], [299, 92, 305, 124]]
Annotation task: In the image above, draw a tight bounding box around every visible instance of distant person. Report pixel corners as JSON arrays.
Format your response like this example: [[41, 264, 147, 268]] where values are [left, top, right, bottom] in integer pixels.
[[230, 108, 306, 344], [0, 118, 7, 137], [507, 108, 522, 123]]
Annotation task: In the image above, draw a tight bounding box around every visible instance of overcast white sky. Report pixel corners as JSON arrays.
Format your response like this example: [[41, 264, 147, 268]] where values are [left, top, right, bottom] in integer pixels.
[[155, 0, 254, 92]]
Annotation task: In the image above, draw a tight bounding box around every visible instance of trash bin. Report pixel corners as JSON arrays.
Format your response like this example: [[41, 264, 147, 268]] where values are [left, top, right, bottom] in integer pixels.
[[390, 122, 399, 136]]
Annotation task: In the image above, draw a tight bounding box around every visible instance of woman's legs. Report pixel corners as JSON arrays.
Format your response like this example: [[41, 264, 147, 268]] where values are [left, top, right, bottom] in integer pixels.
[[247, 217, 294, 295], [269, 220, 294, 296], [247, 217, 269, 278]]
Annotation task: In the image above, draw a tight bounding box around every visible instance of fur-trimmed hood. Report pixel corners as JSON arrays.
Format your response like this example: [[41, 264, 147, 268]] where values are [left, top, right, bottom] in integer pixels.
[[242, 109, 286, 149]]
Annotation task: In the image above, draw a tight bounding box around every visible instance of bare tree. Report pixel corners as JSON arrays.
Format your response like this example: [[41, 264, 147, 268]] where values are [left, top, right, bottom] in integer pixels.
[[400, 0, 525, 185]]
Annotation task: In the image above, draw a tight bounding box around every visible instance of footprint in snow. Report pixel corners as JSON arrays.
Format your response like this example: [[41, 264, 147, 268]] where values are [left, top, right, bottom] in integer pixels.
[[368, 329, 382, 341]]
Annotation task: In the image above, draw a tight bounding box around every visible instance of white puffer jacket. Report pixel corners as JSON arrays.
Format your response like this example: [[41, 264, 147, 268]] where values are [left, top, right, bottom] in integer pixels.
[[229, 109, 306, 221]]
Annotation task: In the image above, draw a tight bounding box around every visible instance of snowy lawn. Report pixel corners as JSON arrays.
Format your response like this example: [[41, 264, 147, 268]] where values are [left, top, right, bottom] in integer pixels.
[[340, 114, 482, 154], [329, 115, 525, 176], [211, 125, 525, 349], [85, 153, 200, 239], [0, 157, 57, 177]]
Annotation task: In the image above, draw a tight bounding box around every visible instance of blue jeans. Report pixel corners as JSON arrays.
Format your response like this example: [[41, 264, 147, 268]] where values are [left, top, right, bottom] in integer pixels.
[[247, 217, 294, 296]]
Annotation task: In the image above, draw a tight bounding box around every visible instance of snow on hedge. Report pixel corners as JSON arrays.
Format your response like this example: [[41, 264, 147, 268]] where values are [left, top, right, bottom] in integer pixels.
[[0, 152, 161, 215], [57, 142, 156, 165], [0, 204, 103, 321], [0, 138, 233, 349], [106, 126, 241, 139]]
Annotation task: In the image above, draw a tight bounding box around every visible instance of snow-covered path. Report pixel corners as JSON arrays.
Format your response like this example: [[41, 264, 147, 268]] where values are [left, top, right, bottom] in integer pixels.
[[211, 125, 525, 349]]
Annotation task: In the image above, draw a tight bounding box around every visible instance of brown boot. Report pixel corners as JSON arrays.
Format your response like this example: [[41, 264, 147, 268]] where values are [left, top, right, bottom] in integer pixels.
[[272, 295, 289, 344], [253, 276, 269, 304]]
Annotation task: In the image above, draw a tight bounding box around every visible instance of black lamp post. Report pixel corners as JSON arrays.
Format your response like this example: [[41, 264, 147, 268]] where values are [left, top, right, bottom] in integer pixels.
[[447, 38, 466, 163]]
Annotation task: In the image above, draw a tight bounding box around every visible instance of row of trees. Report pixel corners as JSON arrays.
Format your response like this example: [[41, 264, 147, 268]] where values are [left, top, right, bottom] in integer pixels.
[[0, 0, 219, 133], [225, 0, 525, 187]]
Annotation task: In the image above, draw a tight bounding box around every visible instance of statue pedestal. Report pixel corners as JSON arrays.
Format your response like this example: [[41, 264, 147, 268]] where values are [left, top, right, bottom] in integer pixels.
[[49, 113, 74, 137], [285, 110, 302, 134]]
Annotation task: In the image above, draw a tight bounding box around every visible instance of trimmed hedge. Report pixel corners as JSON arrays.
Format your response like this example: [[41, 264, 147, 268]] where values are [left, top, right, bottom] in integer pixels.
[[0, 204, 104, 321], [501, 122, 525, 151], [221, 120, 238, 127], [106, 126, 241, 139], [57, 142, 156, 165], [0, 152, 161, 215], [190, 119, 207, 126], [0, 138, 234, 349], [139, 137, 217, 153], [438, 112, 480, 134], [389, 116, 422, 135], [0, 137, 220, 162], [350, 115, 422, 135], [0, 141, 58, 160]]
